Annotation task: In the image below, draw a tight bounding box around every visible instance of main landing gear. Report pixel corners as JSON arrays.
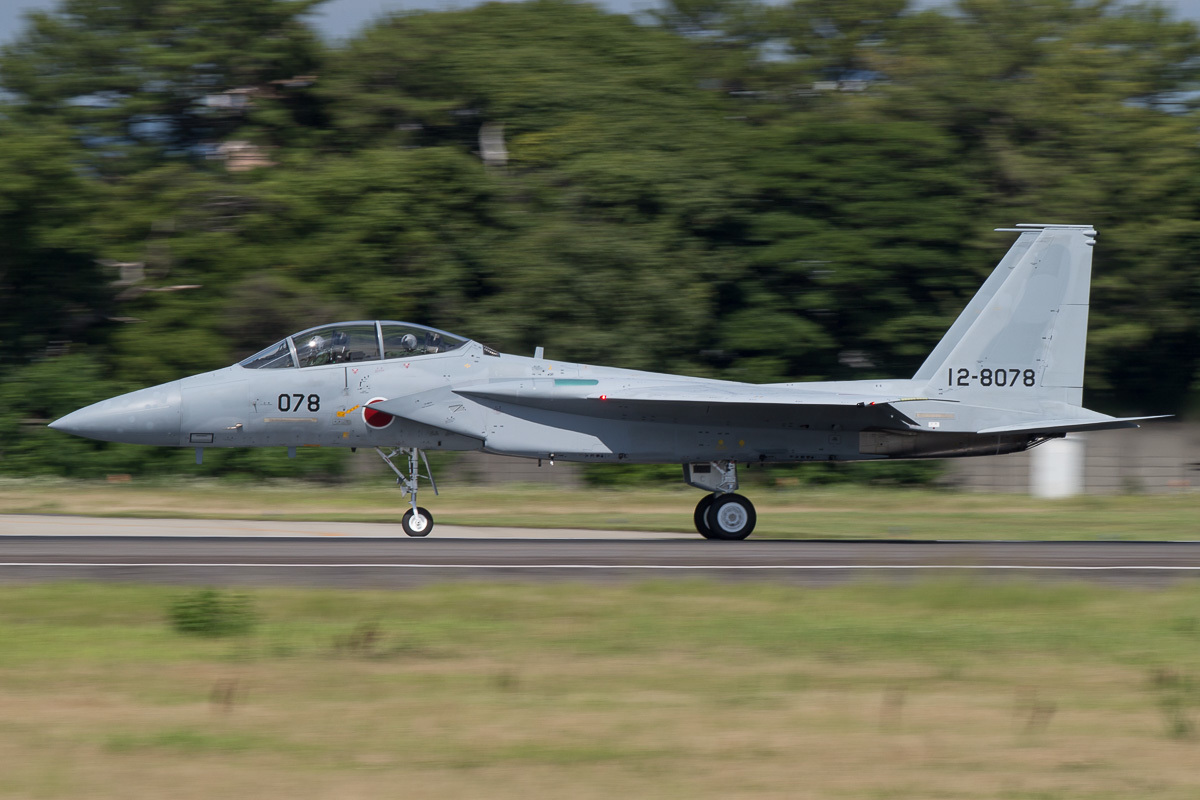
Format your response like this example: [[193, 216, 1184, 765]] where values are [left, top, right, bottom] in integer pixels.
[[684, 461, 757, 540], [694, 493, 757, 540], [376, 447, 438, 537]]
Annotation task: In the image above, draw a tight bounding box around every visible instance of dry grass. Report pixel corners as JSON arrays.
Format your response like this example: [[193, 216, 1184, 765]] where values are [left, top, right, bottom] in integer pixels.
[[0, 477, 1197, 539], [1, 581, 1200, 798]]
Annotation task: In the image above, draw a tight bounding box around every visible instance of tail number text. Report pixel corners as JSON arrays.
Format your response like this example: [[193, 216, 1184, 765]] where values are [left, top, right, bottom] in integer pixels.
[[948, 368, 1036, 388], [277, 393, 321, 412]]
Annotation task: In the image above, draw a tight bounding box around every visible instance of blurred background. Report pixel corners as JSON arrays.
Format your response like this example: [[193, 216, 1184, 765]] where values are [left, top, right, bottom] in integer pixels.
[[1, 10, 1198, 795], [0, 0, 1197, 482]]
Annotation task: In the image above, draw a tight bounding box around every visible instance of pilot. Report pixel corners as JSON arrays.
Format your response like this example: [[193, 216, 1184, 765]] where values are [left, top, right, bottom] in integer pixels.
[[330, 330, 349, 362], [297, 334, 326, 367], [399, 333, 418, 352]]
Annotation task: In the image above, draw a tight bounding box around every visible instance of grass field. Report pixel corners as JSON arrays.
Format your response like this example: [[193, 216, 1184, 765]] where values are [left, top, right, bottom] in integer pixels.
[[2, 580, 1200, 799], [0, 478, 1197, 540]]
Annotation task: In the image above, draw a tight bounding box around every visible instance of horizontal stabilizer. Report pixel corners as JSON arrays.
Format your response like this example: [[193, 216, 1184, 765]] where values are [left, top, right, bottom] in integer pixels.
[[976, 415, 1170, 435]]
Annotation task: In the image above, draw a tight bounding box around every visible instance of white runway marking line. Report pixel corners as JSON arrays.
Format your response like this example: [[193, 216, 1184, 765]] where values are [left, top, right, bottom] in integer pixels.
[[3, 563, 1200, 570]]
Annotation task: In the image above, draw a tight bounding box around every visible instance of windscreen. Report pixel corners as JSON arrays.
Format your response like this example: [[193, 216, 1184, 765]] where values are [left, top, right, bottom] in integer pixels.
[[239, 340, 295, 369]]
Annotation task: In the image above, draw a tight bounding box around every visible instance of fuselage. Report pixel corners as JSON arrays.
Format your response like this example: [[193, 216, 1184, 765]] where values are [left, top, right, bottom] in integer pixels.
[[51, 329, 1045, 465]]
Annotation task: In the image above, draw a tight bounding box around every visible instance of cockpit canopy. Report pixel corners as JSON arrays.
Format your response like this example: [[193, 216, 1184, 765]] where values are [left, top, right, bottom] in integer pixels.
[[238, 321, 469, 369]]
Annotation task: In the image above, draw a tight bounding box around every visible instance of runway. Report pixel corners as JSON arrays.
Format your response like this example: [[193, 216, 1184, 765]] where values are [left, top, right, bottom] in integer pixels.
[[0, 514, 689, 539], [3, 515, 1200, 587]]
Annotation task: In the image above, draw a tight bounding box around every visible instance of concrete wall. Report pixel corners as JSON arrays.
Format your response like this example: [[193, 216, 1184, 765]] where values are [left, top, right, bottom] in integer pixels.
[[945, 421, 1199, 494]]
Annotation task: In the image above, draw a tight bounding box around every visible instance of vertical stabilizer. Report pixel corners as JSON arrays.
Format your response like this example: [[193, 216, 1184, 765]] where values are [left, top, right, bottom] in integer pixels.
[[914, 224, 1096, 406]]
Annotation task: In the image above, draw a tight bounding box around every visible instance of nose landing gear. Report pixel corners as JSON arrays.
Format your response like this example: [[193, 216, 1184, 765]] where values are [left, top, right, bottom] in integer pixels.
[[376, 447, 438, 537]]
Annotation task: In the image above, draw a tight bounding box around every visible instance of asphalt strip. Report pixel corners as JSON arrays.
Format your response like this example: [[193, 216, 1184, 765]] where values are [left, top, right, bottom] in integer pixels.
[[3, 563, 1200, 570], [0, 515, 686, 540]]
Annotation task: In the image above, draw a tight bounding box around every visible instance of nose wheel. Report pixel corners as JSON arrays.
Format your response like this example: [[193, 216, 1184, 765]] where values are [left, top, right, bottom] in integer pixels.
[[402, 507, 434, 537], [376, 447, 439, 537], [694, 493, 756, 540]]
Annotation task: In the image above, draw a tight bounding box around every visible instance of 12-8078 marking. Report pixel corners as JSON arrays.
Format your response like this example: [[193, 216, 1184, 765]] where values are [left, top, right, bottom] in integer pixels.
[[948, 368, 1036, 388]]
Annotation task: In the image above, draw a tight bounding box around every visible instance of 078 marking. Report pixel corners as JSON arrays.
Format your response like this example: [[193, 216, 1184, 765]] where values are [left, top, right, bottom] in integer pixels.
[[277, 393, 321, 412], [948, 368, 1036, 388]]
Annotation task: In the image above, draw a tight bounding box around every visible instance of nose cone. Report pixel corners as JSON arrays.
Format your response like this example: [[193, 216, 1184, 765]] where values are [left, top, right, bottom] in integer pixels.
[[49, 381, 182, 446]]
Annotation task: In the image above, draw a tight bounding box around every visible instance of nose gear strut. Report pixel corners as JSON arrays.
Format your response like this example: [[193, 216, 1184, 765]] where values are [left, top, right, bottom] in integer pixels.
[[375, 447, 438, 537]]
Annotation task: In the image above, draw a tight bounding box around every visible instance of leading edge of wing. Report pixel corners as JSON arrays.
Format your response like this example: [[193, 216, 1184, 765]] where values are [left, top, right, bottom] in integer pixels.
[[453, 380, 929, 419]]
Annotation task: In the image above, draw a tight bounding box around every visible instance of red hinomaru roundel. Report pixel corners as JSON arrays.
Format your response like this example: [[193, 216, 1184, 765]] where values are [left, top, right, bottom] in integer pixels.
[[362, 397, 394, 429]]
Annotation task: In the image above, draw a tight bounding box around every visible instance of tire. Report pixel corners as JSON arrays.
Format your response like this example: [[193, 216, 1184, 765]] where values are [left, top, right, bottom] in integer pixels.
[[706, 494, 756, 540], [402, 507, 434, 537], [694, 494, 718, 538]]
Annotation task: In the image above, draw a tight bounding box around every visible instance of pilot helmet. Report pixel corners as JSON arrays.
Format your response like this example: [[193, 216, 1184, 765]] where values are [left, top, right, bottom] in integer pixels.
[[300, 334, 325, 357], [399, 333, 418, 351]]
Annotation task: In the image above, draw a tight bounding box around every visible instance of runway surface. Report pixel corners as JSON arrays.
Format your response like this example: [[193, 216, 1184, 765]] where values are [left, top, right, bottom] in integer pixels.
[[3, 515, 1200, 587], [0, 514, 687, 539]]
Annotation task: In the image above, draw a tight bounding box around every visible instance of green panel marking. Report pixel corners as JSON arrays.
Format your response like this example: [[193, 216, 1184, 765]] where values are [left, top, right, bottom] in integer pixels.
[[554, 379, 599, 386]]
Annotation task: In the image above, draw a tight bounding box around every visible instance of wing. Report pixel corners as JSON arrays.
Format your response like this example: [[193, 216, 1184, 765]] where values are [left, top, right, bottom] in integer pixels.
[[448, 379, 928, 429], [457, 379, 915, 407]]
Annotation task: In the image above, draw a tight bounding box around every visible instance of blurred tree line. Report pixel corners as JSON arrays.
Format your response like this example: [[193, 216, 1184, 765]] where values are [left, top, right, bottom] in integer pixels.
[[0, 0, 1197, 477]]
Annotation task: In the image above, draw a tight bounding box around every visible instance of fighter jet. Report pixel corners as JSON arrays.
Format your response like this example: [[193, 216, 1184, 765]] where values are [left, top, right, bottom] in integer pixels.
[[50, 224, 1163, 538]]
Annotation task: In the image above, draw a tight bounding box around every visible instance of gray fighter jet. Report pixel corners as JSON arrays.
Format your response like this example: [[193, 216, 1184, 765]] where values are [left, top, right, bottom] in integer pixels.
[[50, 224, 1163, 538]]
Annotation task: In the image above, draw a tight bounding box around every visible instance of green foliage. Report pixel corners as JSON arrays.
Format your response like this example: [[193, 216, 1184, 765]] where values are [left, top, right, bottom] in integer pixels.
[[583, 464, 683, 487], [0, 0, 324, 175], [105, 729, 270, 754], [0, 354, 145, 478], [758, 459, 945, 487], [321, 0, 712, 150], [168, 589, 257, 637], [0, 118, 110, 368], [0, 0, 1197, 478]]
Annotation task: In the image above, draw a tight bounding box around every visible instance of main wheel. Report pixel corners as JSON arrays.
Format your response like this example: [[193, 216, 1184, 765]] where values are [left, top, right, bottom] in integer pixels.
[[402, 507, 434, 537], [706, 494, 756, 540], [694, 494, 718, 538]]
